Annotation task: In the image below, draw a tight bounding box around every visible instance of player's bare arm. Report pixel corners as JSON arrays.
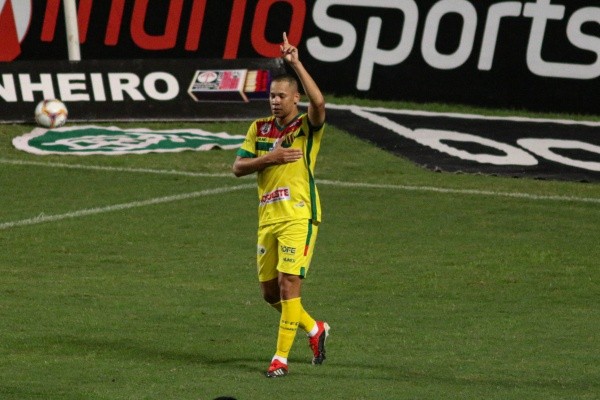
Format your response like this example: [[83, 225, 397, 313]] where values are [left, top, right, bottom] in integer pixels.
[[280, 32, 326, 127], [232, 138, 303, 177]]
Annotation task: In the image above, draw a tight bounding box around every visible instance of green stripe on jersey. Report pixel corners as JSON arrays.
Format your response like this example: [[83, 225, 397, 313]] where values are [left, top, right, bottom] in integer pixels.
[[237, 148, 255, 158], [306, 129, 318, 221], [256, 142, 273, 152]]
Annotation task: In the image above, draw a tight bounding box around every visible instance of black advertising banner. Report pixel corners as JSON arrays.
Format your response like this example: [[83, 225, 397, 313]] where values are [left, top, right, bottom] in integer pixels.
[[2, 0, 600, 115], [298, 0, 600, 115], [327, 105, 600, 183], [0, 58, 286, 123]]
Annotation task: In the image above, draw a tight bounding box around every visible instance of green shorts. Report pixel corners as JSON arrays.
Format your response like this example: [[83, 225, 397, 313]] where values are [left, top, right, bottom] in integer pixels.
[[256, 219, 319, 282]]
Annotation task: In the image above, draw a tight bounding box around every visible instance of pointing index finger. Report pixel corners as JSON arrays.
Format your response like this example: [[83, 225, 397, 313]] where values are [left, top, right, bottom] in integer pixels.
[[282, 32, 288, 44]]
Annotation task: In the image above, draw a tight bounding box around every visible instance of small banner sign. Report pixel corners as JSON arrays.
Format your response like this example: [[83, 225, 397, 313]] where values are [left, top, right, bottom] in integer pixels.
[[188, 69, 271, 102]]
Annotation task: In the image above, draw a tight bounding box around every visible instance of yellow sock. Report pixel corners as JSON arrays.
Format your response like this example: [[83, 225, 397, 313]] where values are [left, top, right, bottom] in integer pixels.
[[270, 300, 316, 333], [275, 298, 302, 359], [299, 307, 317, 334]]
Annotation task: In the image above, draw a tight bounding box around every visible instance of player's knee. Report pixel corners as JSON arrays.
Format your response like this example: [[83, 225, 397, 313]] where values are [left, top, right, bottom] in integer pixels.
[[262, 292, 280, 304], [260, 279, 280, 304], [278, 274, 302, 300]]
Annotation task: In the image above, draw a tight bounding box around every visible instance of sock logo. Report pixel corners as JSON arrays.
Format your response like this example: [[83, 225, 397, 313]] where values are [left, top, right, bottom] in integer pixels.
[[0, 0, 32, 61]]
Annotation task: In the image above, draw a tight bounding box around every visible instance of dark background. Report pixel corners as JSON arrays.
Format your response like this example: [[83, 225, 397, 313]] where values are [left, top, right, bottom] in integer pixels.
[[9, 0, 600, 116]]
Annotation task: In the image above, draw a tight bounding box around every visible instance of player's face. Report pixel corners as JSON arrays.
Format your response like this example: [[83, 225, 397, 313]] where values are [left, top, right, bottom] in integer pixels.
[[270, 81, 299, 123]]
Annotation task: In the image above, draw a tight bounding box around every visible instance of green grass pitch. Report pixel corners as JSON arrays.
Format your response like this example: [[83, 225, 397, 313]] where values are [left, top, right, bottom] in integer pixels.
[[0, 103, 599, 399]]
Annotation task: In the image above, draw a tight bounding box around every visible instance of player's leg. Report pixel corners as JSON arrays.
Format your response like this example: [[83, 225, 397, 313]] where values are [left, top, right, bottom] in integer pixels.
[[265, 295, 318, 335], [258, 224, 292, 377], [257, 224, 279, 304], [288, 220, 329, 365], [257, 224, 288, 377], [266, 220, 329, 377], [270, 273, 303, 372], [260, 220, 318, 329]]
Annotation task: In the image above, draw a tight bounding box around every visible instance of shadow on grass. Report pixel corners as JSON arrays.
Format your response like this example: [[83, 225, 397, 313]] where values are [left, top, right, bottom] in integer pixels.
[[61, 335, 263, 374], [55, 335, 598, 394]]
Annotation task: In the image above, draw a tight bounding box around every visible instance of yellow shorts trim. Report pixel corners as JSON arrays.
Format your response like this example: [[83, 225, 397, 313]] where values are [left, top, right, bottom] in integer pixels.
[[257, 219, 319, 282]]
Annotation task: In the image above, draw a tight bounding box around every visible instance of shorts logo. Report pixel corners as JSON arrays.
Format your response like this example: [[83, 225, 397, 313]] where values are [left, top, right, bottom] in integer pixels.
[[281, 245, 296, 255], [257, 245, 266, 255], [260, 187, 290, 206]]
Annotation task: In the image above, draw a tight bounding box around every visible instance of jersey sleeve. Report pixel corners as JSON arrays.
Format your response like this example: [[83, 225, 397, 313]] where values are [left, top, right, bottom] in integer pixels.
[[236, 121, 258, 158]]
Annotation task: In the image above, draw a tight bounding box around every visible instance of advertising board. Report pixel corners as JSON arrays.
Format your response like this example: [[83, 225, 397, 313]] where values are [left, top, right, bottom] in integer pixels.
[[2, 0, 599, 114]]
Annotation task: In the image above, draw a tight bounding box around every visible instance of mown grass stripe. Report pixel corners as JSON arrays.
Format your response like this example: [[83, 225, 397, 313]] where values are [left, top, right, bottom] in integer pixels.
[[0, 184, 254, 230], [2, 157, 598, 204]]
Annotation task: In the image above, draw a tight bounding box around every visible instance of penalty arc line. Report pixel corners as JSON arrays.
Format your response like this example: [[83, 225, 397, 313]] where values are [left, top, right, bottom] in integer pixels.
[[0, 184, 254, 231]]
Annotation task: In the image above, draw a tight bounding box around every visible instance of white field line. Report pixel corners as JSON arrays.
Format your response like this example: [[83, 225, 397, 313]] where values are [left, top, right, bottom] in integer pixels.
[[0, 158, 245, 179], [0, 184, 254, 230], [318, 179, 600, 204]]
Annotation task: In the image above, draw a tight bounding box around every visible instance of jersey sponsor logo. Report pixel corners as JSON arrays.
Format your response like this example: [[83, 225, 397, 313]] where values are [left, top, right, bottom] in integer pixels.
[[260, 187, 291, 206], [12, 125, 244, 155], [288, 119, 302, 130]]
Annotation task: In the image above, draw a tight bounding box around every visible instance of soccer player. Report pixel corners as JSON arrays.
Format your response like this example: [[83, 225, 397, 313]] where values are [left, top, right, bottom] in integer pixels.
[[232, 32, 329, 378]]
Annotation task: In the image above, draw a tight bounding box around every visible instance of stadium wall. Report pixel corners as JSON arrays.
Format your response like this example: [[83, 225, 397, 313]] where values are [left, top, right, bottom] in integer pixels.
[[1, 0, 600, 115]]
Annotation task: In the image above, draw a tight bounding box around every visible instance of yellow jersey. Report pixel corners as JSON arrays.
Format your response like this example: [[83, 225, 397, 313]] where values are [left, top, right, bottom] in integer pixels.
[[237, 113, 324, 227]]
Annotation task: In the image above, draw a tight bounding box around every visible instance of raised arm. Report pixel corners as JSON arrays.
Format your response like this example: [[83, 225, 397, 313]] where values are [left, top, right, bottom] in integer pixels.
[[280, 32, 326, 127]]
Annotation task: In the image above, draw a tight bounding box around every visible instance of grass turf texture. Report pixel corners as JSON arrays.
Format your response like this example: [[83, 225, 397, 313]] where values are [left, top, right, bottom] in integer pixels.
[[0, 103, 599, 399]]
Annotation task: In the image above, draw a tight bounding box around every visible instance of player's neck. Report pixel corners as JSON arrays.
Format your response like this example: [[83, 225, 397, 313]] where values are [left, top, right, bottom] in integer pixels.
[[275, 109, 300, 128]]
